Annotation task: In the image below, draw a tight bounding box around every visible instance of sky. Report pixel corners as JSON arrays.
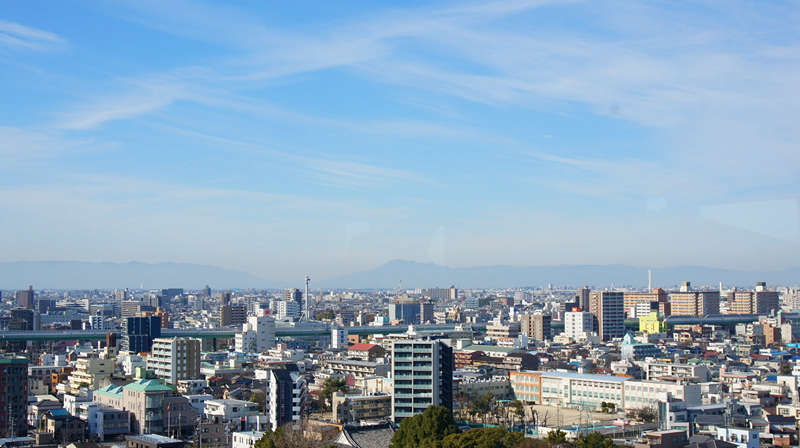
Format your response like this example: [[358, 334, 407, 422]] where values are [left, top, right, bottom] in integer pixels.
[[1, 1, 800, 282]]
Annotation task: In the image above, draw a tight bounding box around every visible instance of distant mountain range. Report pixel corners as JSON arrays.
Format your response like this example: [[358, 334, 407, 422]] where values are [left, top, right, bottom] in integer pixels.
[[1, 259, 798, 291], [316, 259, 800, 290], [0, 261, 275, 290]]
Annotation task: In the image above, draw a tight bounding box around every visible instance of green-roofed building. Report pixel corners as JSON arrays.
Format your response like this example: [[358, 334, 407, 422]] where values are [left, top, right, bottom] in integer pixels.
[[93, 379, 198, 436]]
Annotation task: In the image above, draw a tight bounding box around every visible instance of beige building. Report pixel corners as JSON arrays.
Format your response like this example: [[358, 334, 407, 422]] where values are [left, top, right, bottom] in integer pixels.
[[670, 282, 720, 316], [623, 288, 668, 317], [94, 379, 198, 435], [148, 337, 201, 385], [519, 314, 551, 341], [486, 318, 520, 342], [730, 283, 780, 314], [332, 391, 392, 423], [68, 353, 114, 391]]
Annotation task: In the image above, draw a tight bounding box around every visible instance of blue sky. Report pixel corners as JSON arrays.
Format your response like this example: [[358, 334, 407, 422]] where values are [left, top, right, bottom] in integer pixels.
[[2, 1, 800, 282]]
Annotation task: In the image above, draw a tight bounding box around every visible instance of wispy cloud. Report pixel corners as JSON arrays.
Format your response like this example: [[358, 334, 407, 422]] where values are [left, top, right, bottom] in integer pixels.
[[0, 20, 65, 51]]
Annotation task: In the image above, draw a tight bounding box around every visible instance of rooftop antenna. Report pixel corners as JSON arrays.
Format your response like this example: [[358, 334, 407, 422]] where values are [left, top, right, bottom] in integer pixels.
[[304, 276, 311, 322]]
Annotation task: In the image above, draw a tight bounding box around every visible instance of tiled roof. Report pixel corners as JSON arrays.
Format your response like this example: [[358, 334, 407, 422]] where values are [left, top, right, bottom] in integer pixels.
[[349, 343, 379, 351]]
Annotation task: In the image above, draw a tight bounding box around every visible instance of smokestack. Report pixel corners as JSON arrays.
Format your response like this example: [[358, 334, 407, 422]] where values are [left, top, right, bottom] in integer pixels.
[[648, 270, 652, 291]]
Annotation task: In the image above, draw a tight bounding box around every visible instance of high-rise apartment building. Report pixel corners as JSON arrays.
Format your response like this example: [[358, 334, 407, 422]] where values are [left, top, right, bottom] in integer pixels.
[[420, 300, 434, 324], [235, 315, 276, 354], [623, 288, 668, 317], [427, 287, 458, 300], [0, 355, 28, 436], [519, 314, 551, 341], [121, 316, 162, 353], [588, 291, 624, 341], [730, 282, 780, 315], [670, 282, 720, 316], [15, 286, 34, 309], [266, 366, 307, 430], [391, 339, 453, 422], [578, 286, 590, 310], [389, 302, 420, 324], [276, 301, 300, 320], [220, 304, 247, 327], [148, 337, 201, 385]]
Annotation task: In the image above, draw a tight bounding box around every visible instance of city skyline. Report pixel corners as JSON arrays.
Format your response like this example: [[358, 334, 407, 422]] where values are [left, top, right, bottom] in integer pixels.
[[2, 1, 800, 281]]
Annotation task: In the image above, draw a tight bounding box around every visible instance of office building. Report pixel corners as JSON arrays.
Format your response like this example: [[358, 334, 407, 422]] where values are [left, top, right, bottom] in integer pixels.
[[670, 282, 720, 316], [266, 367, 307, 430], [427, 287, 458, 300], [388, 302, 420, 324], [115, 289, 130, 302], [730, 282, 780, 314], [588, 291, 625, 341], [121, 316, 162, 353], [420, 300, 434, 324], [148, 338, 201, 385], [220, 304, 247, 327], [15, 286, 34, 308], [391, 339, 453, 421], [161, 288, 184, 299], [10, 308, 34, 331], [121, 300, 154, 318], [0, 355, 28, 436], [37, 298, 56, 314], [519, 314, 551, 341]]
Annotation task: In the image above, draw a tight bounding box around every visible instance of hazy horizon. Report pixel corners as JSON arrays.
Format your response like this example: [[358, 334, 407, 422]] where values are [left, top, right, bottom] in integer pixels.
[[2, 2, 800, 281]]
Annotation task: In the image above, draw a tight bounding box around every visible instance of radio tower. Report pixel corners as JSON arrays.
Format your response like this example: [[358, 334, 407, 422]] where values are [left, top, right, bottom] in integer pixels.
[[304, 276, 311, 322]]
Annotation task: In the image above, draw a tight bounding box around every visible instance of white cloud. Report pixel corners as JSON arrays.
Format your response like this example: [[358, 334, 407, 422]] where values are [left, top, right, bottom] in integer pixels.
[[0, 20, 64, 51]]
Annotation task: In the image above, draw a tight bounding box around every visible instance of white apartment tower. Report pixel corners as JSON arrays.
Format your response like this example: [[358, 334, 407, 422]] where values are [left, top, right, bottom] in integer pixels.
[[235, 315, 276, 354], [564, 311, 595, 340]]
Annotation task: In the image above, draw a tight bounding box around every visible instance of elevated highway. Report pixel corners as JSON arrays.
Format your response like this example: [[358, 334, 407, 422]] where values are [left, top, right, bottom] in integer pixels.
[[0, 313, 784, 342]]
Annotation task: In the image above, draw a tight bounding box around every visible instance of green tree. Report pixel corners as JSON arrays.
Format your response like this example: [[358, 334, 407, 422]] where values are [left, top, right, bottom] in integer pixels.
[[316, 311, 335, 320], [781, 364, 792, 375], [573, 432, 615, 448], [546, 429, 567, 444], [471, 392, 495, 423], [441, 427, 523, 448], [250, 391, 266, 412], [390, 405, 460, 448], [321, 377, 349, 410]]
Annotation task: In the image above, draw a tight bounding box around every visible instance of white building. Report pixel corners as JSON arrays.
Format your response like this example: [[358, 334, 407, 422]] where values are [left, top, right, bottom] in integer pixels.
[[148, 337, 201, 385], [235, 315, 276, 354], [564, 311, 595, 341], [332, 326, 348, 349], [232, 431, 264, 448], [539, 371, 628, 411], [276, 301, 300, 320], [623, 380, 701, 410], [89, 316, 106, 330], [716, 427, 759, 448], [204, 399, 260, 420]]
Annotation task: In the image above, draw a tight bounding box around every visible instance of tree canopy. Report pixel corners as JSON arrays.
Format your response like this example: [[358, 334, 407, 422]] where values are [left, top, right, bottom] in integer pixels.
[[320, 377, 349, 409], [389, 405, 460, 448]]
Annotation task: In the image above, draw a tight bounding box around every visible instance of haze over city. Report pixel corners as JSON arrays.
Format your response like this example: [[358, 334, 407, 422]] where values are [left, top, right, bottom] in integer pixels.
[[2, 1, 800, 282]]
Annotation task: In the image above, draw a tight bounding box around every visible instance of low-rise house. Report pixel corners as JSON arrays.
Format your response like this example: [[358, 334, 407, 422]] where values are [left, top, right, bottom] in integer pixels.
[[204, 399, 259, 420], [43, 409, 87, 443], [332, 391, 392, 423], [633, 430, 689, 448]]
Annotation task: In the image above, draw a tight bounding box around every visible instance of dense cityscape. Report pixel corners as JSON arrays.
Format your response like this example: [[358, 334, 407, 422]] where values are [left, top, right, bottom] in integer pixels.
[[0, 279, 798, 448]]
